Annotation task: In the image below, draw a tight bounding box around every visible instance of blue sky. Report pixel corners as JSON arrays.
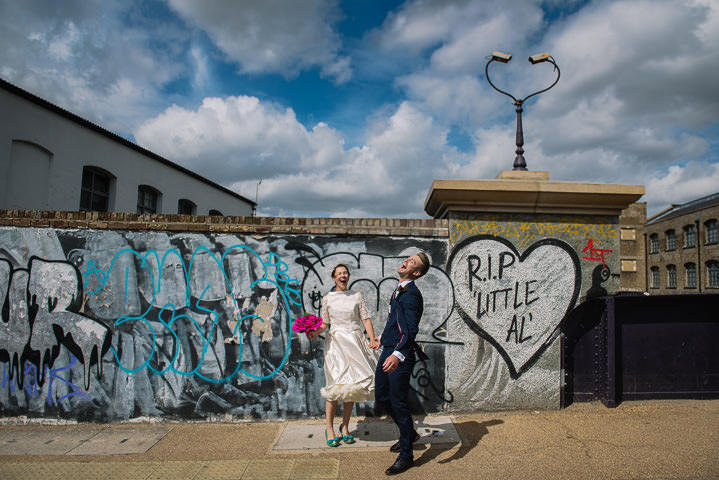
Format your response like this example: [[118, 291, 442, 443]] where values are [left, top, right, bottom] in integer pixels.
[[1, 0, 718, 217]]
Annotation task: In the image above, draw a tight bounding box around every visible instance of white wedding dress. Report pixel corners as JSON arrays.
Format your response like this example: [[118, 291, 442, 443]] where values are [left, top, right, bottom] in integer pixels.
[[320, 290, 380, 402]]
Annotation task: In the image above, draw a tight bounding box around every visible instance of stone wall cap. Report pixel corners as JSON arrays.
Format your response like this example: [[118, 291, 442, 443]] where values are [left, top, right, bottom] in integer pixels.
[[496, 170, 550, 181], [425, 178, 645, 218]]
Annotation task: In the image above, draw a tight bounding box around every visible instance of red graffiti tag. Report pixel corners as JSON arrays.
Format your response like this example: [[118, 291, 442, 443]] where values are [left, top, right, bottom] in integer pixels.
[[582, 239, 612, 268]]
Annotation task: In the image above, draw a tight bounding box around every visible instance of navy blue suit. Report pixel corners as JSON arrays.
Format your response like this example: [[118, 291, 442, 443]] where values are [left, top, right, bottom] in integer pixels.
[[375, 281, 423, 459]]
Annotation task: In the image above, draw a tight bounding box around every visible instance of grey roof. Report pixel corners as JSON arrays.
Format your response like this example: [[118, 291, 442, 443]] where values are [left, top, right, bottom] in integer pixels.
[[1, 77, 256, 207], [647, 191, 719, 224]]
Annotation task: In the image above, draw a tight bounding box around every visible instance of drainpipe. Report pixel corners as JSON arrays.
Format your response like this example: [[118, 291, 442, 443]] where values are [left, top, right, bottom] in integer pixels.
[[644, 231, 649, 293], [696, 218, 702, 293]]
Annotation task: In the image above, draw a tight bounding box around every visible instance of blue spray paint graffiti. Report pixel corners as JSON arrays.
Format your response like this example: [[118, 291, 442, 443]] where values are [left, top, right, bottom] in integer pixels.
[[80, 245, 302, 381], [2, 355, 91, 406], [1, 230, 451, 420]]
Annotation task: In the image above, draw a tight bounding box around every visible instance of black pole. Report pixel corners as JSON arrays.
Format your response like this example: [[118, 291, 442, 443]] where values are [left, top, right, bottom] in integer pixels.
[[513, 102, 526, 170], [485, 53, 560, 172]]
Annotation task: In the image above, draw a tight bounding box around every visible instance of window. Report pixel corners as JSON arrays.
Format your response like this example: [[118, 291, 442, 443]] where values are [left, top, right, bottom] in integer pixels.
[[80, 166, 113, 212], [178, 199, 196, 215], [649, 234, 659, 254], [708, 261, 719, 289], [9, 140, 52, 210], [137, 185, 160, 214], [706, 219, 718, 245], [665, 230, 675, 251], [209, 209, 223, 216], [650, 267, 659, 289], [685, 263, 697, 289], [666, 265, 676, 289], [683, 224, 696, 248]]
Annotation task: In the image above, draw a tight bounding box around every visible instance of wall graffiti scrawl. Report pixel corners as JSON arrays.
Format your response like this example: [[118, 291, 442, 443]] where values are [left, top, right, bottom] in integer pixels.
[[0, 228, 450, 420], [299, 252, 458, 346], [0, 257, 112, 391], [448, 235, 581, 378]]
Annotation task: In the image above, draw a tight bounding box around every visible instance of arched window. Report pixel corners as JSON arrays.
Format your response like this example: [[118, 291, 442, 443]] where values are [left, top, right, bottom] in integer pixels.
[[209, 209, 223, 216], [666, 265, 676, 289], [684, 263, 697, 289], [650, 267, 659, 289], [648, 234, 659, 254], [80, 166, 114, 212], [705, 219, 718, 245], [7, 140, 52, 210], [137, 185, 161, 214], [178, 199, 196, 215], [665, 229, 675, 251], [707, 261, 719, 289], [683, 224, 696, 248]]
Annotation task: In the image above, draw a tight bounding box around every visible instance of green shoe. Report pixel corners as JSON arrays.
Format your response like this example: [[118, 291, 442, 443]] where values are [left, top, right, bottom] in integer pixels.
[[341, 427, 355, 444], [325, 431, 340, 447]]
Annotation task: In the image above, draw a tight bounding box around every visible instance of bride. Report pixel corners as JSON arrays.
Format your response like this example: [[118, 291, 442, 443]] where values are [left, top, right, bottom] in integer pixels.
[[307, 264, 380, 447]]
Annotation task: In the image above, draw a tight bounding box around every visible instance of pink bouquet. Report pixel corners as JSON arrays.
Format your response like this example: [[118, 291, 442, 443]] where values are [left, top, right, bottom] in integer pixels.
[[292, 314, 323, 333]]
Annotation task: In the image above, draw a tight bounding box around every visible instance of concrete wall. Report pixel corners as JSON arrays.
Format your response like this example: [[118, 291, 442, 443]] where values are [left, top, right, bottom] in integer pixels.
[[0, 210, 622, 421], [444, 212, 620, 411], [0, 82, 254, 216]]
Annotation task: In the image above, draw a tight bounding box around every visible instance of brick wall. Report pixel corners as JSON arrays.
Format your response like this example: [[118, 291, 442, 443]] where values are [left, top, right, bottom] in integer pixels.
[[0, 209, 449, 237]]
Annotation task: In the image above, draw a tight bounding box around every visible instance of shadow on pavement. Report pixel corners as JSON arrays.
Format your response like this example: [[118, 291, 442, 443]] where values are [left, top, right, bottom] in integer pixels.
[[415, 419, 504, 466]]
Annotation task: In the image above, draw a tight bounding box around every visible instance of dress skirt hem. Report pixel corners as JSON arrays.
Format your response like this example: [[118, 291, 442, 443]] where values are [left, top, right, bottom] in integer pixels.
[[321, 378, 375, 402]]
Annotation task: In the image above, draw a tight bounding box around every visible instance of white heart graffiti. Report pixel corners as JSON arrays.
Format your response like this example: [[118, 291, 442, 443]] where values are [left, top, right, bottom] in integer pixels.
[[448, 235, 581, 378]]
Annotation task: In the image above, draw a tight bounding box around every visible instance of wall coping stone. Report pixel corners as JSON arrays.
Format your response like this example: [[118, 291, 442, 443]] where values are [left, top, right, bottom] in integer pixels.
[[0, 210, 449, 238], [425, 171, 645, 218]]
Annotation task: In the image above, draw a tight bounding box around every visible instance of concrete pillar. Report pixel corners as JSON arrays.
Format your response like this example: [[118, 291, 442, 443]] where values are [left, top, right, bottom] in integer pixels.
[[425, 170, 644, 410]]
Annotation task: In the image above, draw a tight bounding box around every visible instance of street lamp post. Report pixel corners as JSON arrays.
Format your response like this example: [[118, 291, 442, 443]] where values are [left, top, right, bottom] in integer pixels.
[[253, 178, 262, 216], [484, 51, 560, 171]]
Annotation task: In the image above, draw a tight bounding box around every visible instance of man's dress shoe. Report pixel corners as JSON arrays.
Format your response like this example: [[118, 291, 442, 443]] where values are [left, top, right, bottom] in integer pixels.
[[389, 431, 420, 452], [385, 456, 413, 475]]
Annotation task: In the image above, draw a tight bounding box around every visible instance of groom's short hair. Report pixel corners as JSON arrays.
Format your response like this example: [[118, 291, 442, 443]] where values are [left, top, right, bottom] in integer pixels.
[[416, 252, 430, 277]]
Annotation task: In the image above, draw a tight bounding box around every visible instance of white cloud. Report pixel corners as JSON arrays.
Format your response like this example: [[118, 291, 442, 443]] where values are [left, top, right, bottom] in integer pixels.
[[2, 0, 718, 218], [0, 0, 188, 135], [135, 96, 343, 181], [136, 97, 462, 216], [167, 0, 351, 83], [378, 0, 719, 215], [645, 162, 719, 214]]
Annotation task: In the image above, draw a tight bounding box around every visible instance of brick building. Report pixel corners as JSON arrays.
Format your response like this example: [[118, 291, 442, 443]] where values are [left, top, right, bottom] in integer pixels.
[[645, 192, 719, 293]]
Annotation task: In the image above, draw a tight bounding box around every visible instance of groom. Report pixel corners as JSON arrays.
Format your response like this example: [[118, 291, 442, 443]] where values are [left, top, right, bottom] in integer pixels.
[[375, 252, 429, 475]]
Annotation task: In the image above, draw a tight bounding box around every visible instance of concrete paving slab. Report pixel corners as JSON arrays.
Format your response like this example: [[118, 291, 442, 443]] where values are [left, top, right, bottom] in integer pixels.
[[195, 460, 250, 480], [242, 459, 295, 479], [0, 460, 331, 480], [273, 416, 460, 451], [0, 428, 103, 455], [292, 458, 341, 479], [66, 426, 173, 456], [145, 460, 205, 479]]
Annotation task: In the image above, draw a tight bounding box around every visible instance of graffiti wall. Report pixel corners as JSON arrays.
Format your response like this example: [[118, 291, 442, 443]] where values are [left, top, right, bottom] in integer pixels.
[[0, 227, 452, 421], [444, 213, 619, 410], [0, 213, 620, 421]]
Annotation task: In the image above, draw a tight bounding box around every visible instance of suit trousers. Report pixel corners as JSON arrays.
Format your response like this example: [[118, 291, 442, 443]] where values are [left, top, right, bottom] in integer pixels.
[[375, 347, 415, 459]]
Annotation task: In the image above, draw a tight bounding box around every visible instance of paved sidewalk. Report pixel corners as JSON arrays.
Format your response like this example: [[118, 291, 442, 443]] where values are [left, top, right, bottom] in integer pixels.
[[0, 400, 717, 480]]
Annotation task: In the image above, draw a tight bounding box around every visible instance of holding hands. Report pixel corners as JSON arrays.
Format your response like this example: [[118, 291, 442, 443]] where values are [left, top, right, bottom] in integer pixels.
[[368, 337, 381, 350]]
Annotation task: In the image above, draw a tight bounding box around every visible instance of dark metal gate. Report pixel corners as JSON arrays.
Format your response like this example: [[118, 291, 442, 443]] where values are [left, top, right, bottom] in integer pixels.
[[562, 293, 719, 407]]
